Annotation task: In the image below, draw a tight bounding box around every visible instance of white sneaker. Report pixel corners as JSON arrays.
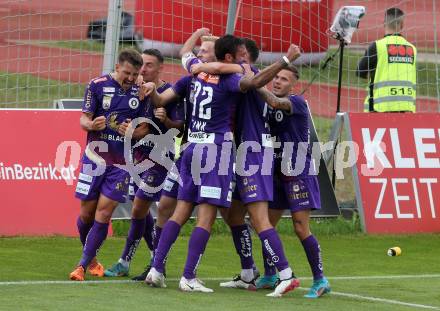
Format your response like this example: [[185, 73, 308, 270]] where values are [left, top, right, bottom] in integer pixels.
[[220, 275, 256, 291], [266, 275, 300, 298], [179, 276, 214, 293], [145, 267, 166, 288]]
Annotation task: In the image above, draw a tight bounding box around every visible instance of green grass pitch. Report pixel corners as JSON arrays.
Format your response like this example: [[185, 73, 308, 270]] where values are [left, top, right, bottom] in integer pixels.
[[0, 226, 439, 310]]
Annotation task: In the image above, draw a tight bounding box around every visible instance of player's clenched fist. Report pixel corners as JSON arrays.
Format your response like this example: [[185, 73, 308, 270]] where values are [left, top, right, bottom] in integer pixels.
[[196, 28, 211, 36], [140, 82, 156, 100], [118, 118, 132, 136], [286, 44, 301, 62], [154, 107, 167, 123], [91, 116, 106, 131]]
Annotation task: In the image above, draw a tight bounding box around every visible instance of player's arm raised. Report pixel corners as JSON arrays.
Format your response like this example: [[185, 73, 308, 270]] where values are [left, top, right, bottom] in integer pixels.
[[257, 88, 292, 113], [179, 28, 211, 57], [239, 44, 300, 92], [80, 113, 106, 132]]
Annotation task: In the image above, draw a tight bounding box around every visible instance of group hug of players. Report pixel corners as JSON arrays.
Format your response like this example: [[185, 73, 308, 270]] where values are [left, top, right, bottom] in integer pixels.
[[69, 28, 331, 299]]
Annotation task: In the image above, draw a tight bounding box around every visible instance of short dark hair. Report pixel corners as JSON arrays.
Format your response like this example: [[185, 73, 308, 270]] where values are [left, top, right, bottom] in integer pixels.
[[385, 7, 404, 30], [118, 49, 143, 69], [243, 38, 259, 63], [142, 48, 164, 64], [215, 35, 244, 61], [284, 64, 300, 80]]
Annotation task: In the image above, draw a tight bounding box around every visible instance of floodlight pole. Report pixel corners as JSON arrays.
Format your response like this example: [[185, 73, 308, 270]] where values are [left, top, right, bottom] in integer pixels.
[[332, 38, 346, 188]]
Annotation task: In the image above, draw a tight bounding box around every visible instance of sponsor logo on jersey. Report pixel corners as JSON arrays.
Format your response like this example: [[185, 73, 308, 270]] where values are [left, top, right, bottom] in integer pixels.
[[197, 72, 220, 85], [102, 95, 112, 110], [262, 133, 276, 148], [289, 191, 309, 200], [103, 87, 115, 93], [188, 130, 215, 144], [92, 76, 108, 84], [85, 89, 92, 109], [387, 44, 415, 64], [78, 173, 93, 183], [163, 179, 174, 192], [107, 112, 119, 131], [76, 182, 90, 195], [200, 186, 221, 199]]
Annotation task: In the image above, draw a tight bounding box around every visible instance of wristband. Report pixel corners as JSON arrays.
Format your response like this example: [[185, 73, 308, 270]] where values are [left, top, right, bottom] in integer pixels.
[[282, 55, 290, 65]]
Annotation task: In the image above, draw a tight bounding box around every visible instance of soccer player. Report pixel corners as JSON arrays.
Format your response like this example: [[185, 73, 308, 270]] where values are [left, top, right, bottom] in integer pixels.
[[130, 31, 220, 281], [70, 49, 148, 281], [104, 49, 184, 278], [144, 35, 301, 297], [189, 38, 270, 290], [179, 27, 218, 64], [256, 65, 331, 298]]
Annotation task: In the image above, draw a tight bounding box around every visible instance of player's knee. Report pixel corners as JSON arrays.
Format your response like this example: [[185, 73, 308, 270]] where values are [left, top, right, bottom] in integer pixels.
[[252, 218, 272, 234], [196, 216, 215, 232], [158, 203, 174, 219], [293, 223, 310, 240], [228, 214, 245, 227], [95, 208, 113, 223], [79, 210, 94, 223], [170, 211, 189, 226], [131, 201, 150, 219], [220, 209, 233, 226]]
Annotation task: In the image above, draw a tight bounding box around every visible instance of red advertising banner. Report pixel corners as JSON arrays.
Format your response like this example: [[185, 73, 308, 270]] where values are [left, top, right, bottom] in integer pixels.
[[0, 109, 112, 236], [135, 0, 331, 53], [346, 113, 440, 234]]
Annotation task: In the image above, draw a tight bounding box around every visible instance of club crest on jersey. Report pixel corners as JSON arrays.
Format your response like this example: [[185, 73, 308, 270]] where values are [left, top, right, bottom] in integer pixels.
[[293, 184, 300, 192], [129, 98, 139, 109], [275, 110, 284, 122], [102, 95, 112, 110]]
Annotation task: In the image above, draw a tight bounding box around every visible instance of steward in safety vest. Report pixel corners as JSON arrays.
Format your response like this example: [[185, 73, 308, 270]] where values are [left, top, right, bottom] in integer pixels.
[[356, 7, 416, 113]]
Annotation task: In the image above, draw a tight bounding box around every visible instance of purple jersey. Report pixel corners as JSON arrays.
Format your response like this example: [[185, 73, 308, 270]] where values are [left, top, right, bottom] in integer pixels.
[[173, 75, 195, 145], [82, 74, 147, 165], [183, 55, 201, 74], [269, 95, 313, 178], [134, 82, 184, 162], [235, 66, 272, 146], [181, 56, 242, 144], [187, 72, 242, 144]]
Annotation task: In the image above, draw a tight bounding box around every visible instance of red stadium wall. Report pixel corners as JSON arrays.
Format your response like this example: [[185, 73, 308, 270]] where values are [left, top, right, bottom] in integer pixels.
[[134, 0, 332, 63], [0, 110, 113, 237]]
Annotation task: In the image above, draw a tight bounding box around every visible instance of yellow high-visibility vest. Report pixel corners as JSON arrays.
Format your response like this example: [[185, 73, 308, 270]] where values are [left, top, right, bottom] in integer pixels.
[[364, 35, 417, 112]]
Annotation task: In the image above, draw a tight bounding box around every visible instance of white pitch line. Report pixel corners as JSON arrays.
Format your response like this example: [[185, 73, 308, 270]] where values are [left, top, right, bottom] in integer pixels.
[[1, 276, 439, 309], [298, 288, 440, 310], [2, 273, 440, 286]]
